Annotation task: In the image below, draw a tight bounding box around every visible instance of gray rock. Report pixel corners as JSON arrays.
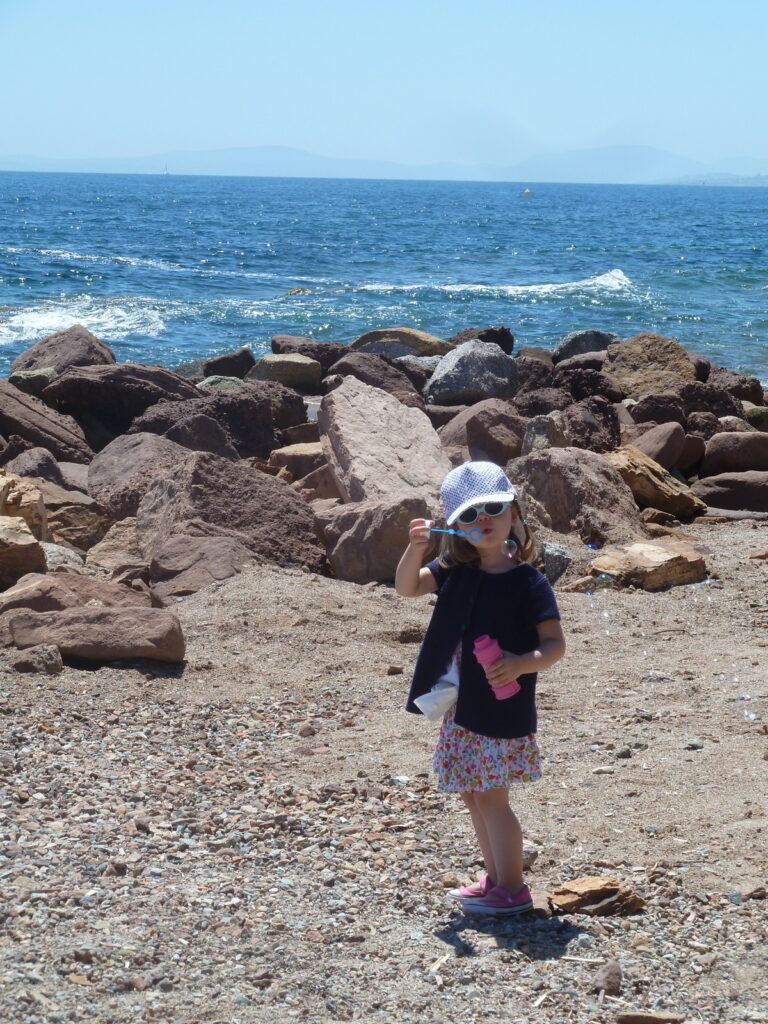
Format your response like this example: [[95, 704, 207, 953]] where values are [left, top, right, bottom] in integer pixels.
[[425, 341, 519, 406], [552, 330, 621, 364], [591, 960, 622, 995], [196, 376, 246, 392], [541, 542, 572, 584], [8, 368, 58, 399]]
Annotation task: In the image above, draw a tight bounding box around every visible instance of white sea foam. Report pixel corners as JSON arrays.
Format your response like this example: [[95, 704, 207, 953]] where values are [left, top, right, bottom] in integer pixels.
[[355, 268, 634, 298], [0, 295, 178, 345]]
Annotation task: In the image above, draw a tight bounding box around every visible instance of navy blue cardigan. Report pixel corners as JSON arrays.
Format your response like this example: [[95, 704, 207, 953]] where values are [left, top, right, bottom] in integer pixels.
[[405, 560, 561, 739]]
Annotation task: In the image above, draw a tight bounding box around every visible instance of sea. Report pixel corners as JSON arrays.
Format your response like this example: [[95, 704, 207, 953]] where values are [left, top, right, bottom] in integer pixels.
[[1, 171, 766, 383]]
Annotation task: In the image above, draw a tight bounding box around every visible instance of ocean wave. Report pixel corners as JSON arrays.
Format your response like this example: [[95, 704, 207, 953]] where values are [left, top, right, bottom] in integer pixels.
[[0, 245, 334, 285], [355, 269, 634, 298], [0, 294, 181, 345]]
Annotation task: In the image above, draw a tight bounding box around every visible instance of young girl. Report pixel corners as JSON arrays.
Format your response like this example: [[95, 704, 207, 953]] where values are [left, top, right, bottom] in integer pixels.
[[395, 461, 565, 916]]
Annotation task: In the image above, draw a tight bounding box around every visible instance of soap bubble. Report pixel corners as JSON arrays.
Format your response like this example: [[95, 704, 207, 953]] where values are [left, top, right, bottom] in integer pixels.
[[594, 574, 614, 590], [503, 539, 518, 560]]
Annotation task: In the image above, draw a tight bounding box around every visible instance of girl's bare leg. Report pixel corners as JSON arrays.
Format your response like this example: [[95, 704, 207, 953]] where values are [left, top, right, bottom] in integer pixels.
[[459, 792, 497, 882], [471, 787, 525, 893]]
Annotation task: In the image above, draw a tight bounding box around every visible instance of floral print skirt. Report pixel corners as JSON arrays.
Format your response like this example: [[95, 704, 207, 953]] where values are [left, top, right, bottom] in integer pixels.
[[433, 706, 542, 793]]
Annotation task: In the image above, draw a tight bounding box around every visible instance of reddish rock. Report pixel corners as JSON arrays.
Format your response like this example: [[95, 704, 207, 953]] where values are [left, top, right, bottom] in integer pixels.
[[438, 399, 527, 464], [315, 495, 429, 584], [8, 606, 185, 662], [58, 462, 89, 493], [136, 451, 325, 572], [0, 380, 93, 464], [512, 388, 572, 418], [149, 534, 253, 601], [691, 471, 768, 512], [349, 327, 453, 357], [552, 367, 624, 403], [508, 448, 645, 547], [425, 405, 467, 429], [268, 442, 326, 479], [8, 644, 64, 675], [561, 396, 621, 453], [42, 363, 200, 449], [271, 335, 347, 374], [202, 347, 255, 379], [554, 351, 608, 372], [4, 447, 66, 487], [514, 356, 553, 393], [11, 324, 116, 375], [604, 333, 697, 399], [685, 411, 723, 440], [632, 422, 686, 470], [88, 433, 190, 521], [706, 365, 764, 405], [677, 434, 706, 476], [516, 346, 554, 368], [552, 330, 621, 363], [317, 377, 450, 507], [327, 352, 420, 402], [0, 569, 150, 616], [36, 479, 111, 551], [631, 393, 686, 426], [86, 519, 147, 578], [677, 381, 744, 419], [164, 413, 239, 459], [700, 432, 768, 477], [292, 464, 345, 503]]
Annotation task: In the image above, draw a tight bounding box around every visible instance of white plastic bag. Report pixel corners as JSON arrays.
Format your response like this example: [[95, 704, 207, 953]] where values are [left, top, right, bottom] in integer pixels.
[[413, 655, 459, 722]]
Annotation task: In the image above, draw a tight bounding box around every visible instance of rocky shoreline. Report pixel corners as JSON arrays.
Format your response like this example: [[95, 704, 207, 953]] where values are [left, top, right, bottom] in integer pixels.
[[1, 322, 767, 1022]]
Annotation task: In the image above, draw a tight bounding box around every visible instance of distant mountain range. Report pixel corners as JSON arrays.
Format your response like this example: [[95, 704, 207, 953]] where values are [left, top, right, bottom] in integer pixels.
[[2, 144, 768, 186]]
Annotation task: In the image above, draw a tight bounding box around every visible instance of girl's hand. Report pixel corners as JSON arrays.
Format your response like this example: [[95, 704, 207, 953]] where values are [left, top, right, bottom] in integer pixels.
[[408, 518, 433, 549], [485, 653, 524, 689]]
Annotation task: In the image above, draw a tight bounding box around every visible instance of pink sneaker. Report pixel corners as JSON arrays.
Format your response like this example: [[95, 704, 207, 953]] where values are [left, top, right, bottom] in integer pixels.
[[446, 874, 493, 901], [460, 883, 533, 916]]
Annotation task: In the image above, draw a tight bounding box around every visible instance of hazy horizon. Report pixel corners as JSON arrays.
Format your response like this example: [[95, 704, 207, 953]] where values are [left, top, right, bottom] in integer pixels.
[[2, 0, 767, 177]]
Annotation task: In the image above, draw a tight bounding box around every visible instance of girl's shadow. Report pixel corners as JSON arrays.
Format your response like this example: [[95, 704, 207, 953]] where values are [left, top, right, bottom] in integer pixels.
[[435, 910, 586, 960]]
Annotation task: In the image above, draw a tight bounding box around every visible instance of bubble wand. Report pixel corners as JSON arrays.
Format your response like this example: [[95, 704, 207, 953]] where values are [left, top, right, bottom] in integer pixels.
[[429, 526, 483, 543]]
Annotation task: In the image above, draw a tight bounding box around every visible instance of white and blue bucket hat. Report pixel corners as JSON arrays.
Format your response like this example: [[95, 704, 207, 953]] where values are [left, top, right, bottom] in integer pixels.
[[440, 461, 517, 526]]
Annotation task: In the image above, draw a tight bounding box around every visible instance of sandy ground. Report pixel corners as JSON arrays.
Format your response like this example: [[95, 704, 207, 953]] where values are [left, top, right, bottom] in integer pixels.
[[2, 518, 767, 1023]]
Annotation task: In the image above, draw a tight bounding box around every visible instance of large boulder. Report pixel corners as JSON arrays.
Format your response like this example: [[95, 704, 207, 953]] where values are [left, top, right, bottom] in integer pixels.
[[561, 396, 621, 453], [317, 377, 450, 506], [602, 446, 706, 518], [271, 335, 347, 374], [630, 393, 686, 426], [136, 451, 324, 572], [512, 388, 572, 418], [514, 356, 553, 394], [425, 341, 519, 406], [685, 411, 723, 440], [86, 518, 147, 578], [349, 327, 453, 357], [3, 447, 66, 488], [552, 330, 621, 363], [315, 496, 428, 584], [42, 363, 200, 450], [631, 422, 686, 470], [202, 347, 255, 379], [7, 607, 185, 662], [11, 325, 116, 375], [0, 517, 46, 590], [149, 535, 253, 602], [604, 333, 697, 400], [742, 402, 768, 432], [0, 470, 47, 538], [446, 326, 515, 355], [0, 569, 150, 616], [508, 448, 645, 547], [36, 480, 111, 551], [706, 366, 764, 406], [551, 367, 624, 403], [676, 382, 744, 420], [554, 351, 607, 373], [438, 400, 527, 464], [8, 368, 58, 399], [130, 382, 305, 458], [327, 352, 420, 405], [164, 414, 239, 459], [88, 433, 190, 521], [691, 472, 768, 513], [700, 433, 768, 478], [247, 354, 323, 393], [0, 380, 93, 464]]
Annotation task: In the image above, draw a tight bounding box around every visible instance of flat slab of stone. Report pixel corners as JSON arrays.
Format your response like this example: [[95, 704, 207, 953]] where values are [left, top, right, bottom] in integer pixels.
[[247, 354, 322, 392], [603, 445, 706, 518], [589, 538, 707, 590], [0, 380, 93, 464], [349, 327, 453, 357], [317, 376, 450, 506]]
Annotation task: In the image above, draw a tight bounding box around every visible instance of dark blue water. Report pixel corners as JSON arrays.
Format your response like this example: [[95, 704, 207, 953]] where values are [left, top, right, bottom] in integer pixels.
[[1, 172, 766, 382]]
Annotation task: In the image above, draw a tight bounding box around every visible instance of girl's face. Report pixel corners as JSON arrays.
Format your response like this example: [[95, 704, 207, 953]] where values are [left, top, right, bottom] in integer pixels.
[[464, 503, 516, 550]]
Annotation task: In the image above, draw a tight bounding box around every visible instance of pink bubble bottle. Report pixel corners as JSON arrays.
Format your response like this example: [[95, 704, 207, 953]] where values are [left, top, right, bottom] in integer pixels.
[[473, 635, 521, 700]]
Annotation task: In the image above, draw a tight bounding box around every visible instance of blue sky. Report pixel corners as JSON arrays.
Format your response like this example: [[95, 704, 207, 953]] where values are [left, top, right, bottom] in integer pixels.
[[2, 0, 766, 166]]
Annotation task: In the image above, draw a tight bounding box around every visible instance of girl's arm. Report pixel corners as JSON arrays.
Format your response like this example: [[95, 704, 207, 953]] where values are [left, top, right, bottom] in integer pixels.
[[395, 518, 439, 598], [484, 618, 566, 687]]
